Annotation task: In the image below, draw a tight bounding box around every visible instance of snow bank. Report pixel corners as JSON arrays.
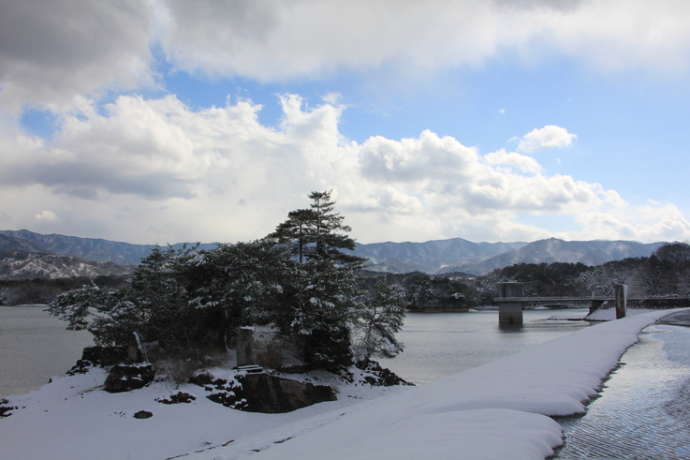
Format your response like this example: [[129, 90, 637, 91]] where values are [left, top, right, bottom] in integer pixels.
[[1, 309, 683, 460], [0, 366, 396, 460], [182, 309, 680, 460], [584, 306, 616, 321], [584, 307, 657, 321]]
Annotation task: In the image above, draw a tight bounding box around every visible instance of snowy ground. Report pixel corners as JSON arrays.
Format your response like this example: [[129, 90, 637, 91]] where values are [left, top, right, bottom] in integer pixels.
[[1, 309, 685, 460]]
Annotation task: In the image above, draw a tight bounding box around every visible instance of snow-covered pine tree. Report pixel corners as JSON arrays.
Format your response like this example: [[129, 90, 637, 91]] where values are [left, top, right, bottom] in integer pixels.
[[307, 190, 362, 264], [352, 280, 405, 360], [187, 240, 295, 345], [269, 191, 367, 370], [48, 283, 145, 347]]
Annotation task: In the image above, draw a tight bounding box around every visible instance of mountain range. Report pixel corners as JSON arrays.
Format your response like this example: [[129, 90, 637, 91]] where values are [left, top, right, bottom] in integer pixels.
[[438, 238, 665, 274], [0, 251, 131, 280], [0, 229, 217, 266], [0, 229, 669, 279]]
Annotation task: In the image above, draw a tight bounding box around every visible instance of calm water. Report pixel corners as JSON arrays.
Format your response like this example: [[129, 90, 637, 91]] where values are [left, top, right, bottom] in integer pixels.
[[0, 305, 93, 397], [380, 308, 590, 384], [1, 307, 586, 396], [556, 324, 690, 460]]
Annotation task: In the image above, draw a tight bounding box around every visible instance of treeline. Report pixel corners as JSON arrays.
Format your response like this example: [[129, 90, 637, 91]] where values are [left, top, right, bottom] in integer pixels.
[[0, 276, 128, 306], [359, 271, 479, 310], [488, 242, 690, 298]]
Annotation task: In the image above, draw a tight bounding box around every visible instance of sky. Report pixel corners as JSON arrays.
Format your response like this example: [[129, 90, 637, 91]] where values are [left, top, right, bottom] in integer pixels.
[[1, 0, 690, 245]]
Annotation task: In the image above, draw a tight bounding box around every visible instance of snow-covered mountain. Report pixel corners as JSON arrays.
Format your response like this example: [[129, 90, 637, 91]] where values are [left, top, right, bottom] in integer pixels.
[[0, 229, 217, 266], [0, 230, 669, 277], [0, 251, 132, 280], [445, 238, 665, 275], [351, 238, 526, 273]]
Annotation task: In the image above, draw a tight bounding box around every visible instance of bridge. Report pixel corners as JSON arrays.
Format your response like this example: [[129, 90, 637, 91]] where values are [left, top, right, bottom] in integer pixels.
[[492, 282, 690, 328]]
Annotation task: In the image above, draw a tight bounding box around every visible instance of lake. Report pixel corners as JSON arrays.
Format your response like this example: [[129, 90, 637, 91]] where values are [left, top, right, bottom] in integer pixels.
[[0, 306, 589, 396], [380, 308, 590, 383], [0, 305, 93, 397]]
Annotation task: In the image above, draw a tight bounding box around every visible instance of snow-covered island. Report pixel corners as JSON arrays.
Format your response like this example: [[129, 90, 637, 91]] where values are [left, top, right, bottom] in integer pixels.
[[1, 309, 684, 460]]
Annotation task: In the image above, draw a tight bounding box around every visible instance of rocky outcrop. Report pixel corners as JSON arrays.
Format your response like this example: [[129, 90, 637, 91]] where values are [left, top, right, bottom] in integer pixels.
[[239, 373, 336, 413], [156, 392, 196, 404], [192, 372, 336, 413], [0, 399, 17, 418], [82, 346, 128, 366], [104, 363, 155, 393], [133, 410, 153, 419], [353, 359, 414, 386], [66, 359, 93, 375]]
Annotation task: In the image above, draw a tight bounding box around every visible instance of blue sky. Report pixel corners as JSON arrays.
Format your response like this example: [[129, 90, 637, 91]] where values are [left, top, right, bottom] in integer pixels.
[[1, 1, 690, 244]]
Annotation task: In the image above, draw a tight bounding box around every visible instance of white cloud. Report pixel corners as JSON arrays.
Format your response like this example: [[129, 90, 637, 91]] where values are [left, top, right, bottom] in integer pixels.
[[3, 1, 690, 113], [157, 0, 690, 80], [517, 125, 577, 153], [0, 0, 155, 113], [34, 210, 57, 222], [485, 149, 542, 175], [2, 94, 687, 244]]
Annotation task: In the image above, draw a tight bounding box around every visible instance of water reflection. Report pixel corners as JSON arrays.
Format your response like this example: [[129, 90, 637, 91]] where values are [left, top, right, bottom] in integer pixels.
[[556, 325, 690, 460]]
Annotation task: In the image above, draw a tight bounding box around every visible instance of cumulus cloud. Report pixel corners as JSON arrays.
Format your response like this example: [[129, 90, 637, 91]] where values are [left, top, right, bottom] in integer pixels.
[[485, 149, 542, 174], [0, 0, 155, 112], [517, 125, 577, 153], [1, 94, 687, 244], [156, 0, 690, 80], [3, 1, 690, 113]]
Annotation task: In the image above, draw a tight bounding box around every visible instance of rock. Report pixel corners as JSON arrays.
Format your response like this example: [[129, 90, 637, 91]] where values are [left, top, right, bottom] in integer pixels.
[[81, 346, 128, 366], [355, 359, 414, 386], [189, 373, 226, 388], [133, 410, 153, 419], [0, 399, 16, 418], [194, 372, 337, 413], [104, 363, 155, 393], [156, 392, 196, 404], [238, 373, 337, 413], [66, 359, 93, 375]]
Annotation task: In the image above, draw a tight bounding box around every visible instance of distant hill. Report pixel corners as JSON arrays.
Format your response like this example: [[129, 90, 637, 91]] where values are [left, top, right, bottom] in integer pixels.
[[0, 230, 670, 277], [0, 251, 132, 280], [445, 238, 666, 275], [0, 229, 217, 266], [351, 238, 526, 273]]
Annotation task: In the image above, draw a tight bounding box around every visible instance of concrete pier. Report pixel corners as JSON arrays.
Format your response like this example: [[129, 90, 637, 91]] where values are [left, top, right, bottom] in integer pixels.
[[497, 282, 525, 328], [499, 303, 523, 328], [614, 283, 628, 319]]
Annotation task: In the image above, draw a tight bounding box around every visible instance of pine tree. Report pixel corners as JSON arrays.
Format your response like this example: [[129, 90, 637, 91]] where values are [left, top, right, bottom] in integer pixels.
[[269, 208, 317, 263], [269, 190, 364, 266], [352, 280, 405, 360], [307, 191, 363, 265], [268, 191, 367, 369]]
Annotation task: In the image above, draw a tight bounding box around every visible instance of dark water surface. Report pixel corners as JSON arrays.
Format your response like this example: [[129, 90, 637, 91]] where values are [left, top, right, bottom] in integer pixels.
[[556, 324, 690, 460], [0, 305, 93, 396]]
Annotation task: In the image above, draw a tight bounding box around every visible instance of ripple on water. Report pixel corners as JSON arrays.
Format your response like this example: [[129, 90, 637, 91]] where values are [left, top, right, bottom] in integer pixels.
[[556, 325, 690, 460]]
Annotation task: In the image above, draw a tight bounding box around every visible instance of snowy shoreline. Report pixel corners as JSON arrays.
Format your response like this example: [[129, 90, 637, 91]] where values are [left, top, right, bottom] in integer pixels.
[[1, 309, 686, 460]]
